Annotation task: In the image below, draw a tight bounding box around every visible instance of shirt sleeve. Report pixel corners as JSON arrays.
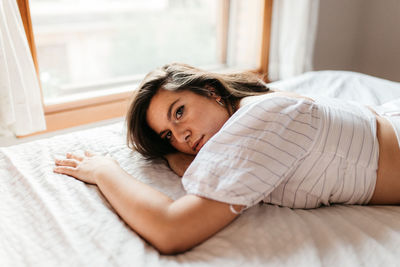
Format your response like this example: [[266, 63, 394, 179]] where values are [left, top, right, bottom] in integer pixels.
[[181, 96, 321, 209]]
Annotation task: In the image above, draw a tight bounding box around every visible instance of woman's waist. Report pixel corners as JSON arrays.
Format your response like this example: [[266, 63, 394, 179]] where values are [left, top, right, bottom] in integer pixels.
[[373, 114, 400, 180]]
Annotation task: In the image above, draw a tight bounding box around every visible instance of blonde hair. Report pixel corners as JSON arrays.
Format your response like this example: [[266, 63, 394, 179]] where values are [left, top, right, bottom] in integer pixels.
[[126, 63, 270, 159]]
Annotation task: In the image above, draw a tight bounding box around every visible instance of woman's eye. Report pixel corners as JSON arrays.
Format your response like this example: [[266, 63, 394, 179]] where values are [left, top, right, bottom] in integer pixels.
[[176, 106, 184, 119], [165, 131, 172, 141]]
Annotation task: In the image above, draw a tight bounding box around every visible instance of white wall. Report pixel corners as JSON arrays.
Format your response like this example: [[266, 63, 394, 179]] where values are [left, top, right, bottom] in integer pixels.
[[313, 0, 400, 82]]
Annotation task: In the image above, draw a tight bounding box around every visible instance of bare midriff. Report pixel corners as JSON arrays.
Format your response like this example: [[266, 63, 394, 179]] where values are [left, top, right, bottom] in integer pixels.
[[368, 110, 400, 204]]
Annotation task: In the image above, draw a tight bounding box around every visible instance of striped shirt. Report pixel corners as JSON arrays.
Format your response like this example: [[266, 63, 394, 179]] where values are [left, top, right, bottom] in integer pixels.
[[182, 95, 379, 209]]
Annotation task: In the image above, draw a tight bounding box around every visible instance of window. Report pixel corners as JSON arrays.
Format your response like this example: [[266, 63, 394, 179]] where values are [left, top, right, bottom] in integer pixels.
[[31, 0, 224, 102], [18, 0, 273, 132]]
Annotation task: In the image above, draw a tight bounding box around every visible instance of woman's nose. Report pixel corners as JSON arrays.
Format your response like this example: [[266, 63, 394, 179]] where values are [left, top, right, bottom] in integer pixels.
[[174, 129, 191, 143]]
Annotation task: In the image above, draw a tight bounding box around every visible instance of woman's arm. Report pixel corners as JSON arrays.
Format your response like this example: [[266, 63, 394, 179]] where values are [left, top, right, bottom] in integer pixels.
[[164, 152, 195, 177], [54, 152, 242, 254]]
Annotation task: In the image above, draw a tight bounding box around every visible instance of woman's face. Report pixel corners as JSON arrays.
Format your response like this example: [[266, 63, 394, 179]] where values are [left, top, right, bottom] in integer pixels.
[[146, 88, 230, 155]]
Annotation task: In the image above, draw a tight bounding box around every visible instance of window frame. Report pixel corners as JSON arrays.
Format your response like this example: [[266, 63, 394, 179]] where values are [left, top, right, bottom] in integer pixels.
[[16, 0, 273, 135]]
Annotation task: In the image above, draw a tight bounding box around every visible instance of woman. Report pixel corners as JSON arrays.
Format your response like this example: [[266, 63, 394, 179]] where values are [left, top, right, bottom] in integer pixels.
[[53, 63, 400, 254]]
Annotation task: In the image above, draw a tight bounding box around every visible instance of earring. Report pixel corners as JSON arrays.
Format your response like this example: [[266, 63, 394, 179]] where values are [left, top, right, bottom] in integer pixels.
[[216, 98, 225, 107]]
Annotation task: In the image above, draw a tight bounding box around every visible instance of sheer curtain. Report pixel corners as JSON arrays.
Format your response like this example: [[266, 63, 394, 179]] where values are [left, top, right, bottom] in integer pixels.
[[0, 0, 45, 137], [268, 0, 320, 81]]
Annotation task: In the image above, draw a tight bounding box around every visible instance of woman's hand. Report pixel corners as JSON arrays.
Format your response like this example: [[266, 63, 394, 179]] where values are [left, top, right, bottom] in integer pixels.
[[164, 152, 195, 177], [53, 151, 119, 185]]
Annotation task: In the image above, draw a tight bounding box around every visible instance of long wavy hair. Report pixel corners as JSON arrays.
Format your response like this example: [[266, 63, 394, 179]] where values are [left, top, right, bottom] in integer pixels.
[[126, 63, 270, 159]]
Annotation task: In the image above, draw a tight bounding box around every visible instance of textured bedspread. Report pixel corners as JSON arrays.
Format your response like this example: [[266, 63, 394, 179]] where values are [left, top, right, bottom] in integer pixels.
[[1, 71, 400, 266]]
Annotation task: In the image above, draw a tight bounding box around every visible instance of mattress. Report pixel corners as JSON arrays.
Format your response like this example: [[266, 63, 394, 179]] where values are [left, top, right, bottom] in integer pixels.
[[1, 71, 400, 267]]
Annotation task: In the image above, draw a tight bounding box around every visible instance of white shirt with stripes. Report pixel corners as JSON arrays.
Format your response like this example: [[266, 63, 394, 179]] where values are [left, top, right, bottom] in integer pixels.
[[182, 95, 379, 210]]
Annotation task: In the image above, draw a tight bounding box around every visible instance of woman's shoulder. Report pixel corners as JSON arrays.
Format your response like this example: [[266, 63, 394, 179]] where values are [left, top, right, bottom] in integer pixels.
[[221, 89, 321, 136], [239, 90, 315, 108]]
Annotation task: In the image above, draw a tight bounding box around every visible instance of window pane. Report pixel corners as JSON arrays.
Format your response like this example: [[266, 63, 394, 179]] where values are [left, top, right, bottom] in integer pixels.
[[30, 0, 264, 103], [31, 0, 219, 100]]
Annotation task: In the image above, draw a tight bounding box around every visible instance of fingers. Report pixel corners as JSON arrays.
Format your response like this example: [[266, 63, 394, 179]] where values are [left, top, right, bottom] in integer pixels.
[[53, 166, 76, 176], [55, 158, 79, 167], [64, 151, 95, 161], [54, 151, 97, 168], [66, 152, 84, 161]]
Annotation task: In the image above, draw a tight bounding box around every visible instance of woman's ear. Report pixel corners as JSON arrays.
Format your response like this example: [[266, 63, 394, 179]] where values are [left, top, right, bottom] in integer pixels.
[[205, 85, 224, 106], [205, 85, 218, 98]]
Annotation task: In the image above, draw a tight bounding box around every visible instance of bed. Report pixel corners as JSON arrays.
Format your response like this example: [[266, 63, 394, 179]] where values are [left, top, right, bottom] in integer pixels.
[[1, 70, 400, 267]]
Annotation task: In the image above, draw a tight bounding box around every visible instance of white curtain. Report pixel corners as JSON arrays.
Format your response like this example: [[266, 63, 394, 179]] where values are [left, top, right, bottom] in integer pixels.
[[0, 0, 46, 137], [268, 0, 320, 81]]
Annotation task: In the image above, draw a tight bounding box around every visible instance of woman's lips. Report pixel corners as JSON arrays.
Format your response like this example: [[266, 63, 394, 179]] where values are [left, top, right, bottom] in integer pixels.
[[192, 135, 205, 152]]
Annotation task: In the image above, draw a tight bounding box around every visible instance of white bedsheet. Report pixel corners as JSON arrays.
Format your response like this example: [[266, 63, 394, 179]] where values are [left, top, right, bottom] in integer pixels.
[[1, 71, 400, 267]]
